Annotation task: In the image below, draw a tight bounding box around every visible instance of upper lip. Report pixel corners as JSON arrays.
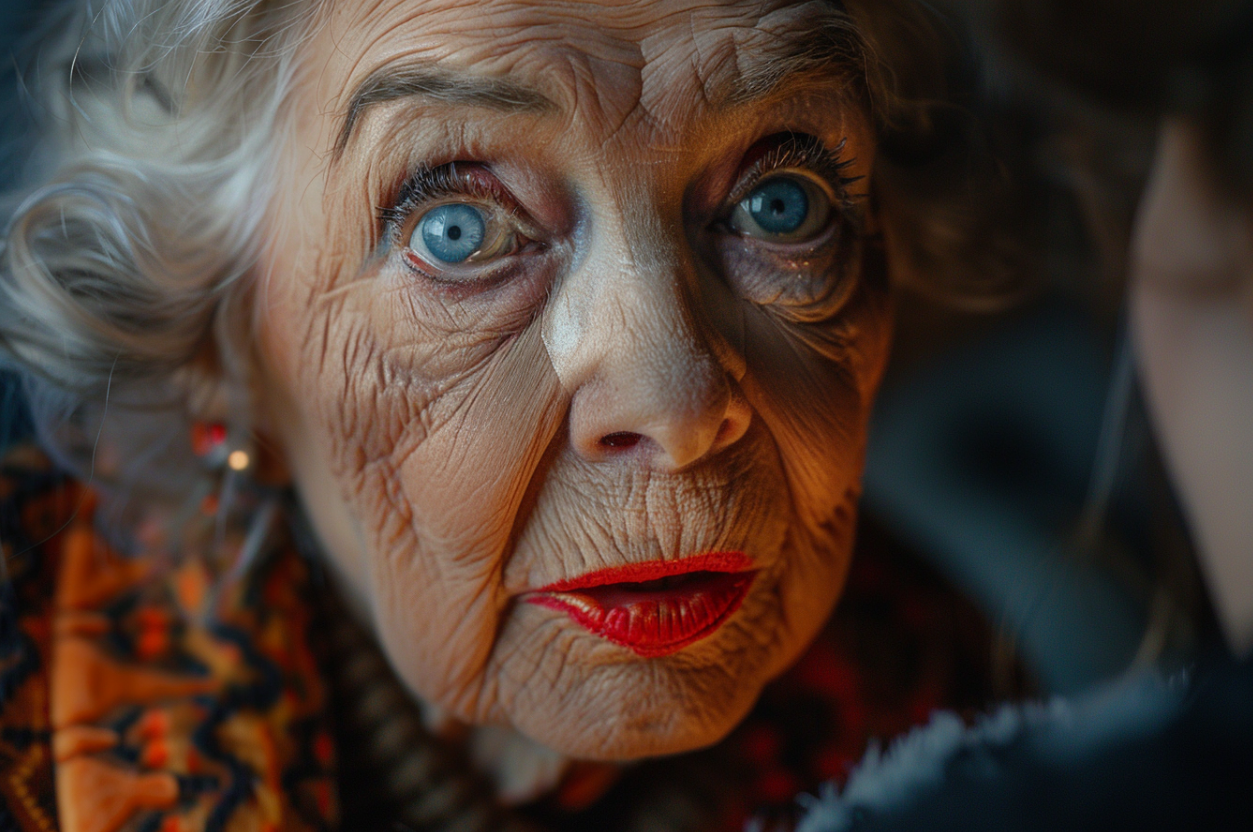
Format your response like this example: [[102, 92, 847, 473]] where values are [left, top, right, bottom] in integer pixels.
[[524, 550, 758, 657], [532, 550, 754, 593]]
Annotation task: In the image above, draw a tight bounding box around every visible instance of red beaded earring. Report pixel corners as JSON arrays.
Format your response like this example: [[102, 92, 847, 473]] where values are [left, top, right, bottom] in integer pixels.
[[190, 421, 227, 458], [190, 421, 252, 474]]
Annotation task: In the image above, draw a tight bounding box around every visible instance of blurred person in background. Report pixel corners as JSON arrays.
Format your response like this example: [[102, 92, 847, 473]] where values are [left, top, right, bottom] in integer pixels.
[[797, 1, 1253, 829]]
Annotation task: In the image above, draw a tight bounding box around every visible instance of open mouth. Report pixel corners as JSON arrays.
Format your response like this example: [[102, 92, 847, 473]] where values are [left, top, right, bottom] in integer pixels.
[[524, 552, 756, 657]]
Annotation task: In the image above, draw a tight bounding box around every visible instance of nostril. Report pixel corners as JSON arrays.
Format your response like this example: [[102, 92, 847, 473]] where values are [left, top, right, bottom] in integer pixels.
[[599, 432, 642, 450]]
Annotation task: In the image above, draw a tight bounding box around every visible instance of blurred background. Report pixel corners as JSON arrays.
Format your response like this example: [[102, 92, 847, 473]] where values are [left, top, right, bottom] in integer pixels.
[[0, 0, 1224, 706], [0, 3, 41, 453]]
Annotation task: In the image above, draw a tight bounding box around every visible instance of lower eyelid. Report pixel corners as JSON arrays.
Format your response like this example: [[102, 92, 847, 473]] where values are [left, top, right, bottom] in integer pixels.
[[731, 214, 841, 253], [400, 235, 545, 284], [402, 249, 506, 285], [713, 221, 851, 289]]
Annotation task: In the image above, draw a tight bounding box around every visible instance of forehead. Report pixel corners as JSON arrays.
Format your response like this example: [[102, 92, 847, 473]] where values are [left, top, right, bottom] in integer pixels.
[[315, 0, 847, 139]]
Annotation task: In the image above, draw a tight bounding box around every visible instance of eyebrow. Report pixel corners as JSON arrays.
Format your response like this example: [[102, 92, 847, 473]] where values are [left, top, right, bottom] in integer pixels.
[[334, 16, 865, 159], [334, 64, 556, 158]]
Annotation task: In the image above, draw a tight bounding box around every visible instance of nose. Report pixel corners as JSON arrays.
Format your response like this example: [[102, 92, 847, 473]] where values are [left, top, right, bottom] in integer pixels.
[[568, 345, 752, 471], [544, 241, 751, 473]]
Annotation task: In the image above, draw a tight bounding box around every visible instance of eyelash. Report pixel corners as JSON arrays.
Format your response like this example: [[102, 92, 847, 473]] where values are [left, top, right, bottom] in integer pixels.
[[378, 163, 519, 239], [375, 133, 861, 255], [726, 133, 863, 229]]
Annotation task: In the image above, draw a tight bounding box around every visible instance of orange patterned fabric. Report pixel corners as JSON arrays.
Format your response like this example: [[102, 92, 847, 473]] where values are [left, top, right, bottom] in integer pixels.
[[0, 451, 338, 832]]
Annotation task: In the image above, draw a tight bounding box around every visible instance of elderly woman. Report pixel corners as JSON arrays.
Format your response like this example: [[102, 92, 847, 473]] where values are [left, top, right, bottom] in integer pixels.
[[0, 1, 1020, 830]]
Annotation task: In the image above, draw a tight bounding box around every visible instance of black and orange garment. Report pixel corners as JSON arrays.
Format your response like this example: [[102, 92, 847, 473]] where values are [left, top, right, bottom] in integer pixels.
[[0, 449, 337, 832]]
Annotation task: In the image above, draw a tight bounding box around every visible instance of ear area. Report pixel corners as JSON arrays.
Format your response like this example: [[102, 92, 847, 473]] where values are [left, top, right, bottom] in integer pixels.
[[173, 340, 290, 487], [174, 342, 232, 427]]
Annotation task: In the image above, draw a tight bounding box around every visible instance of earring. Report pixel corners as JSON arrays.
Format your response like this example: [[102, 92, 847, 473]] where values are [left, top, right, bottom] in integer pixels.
[[190, 421, 252, 474], [190, 421, 226, 458], [187, 419, 273, 591]]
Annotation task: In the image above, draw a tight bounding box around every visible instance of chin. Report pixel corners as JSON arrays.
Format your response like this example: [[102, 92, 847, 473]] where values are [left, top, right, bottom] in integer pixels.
[[499, 633, 772, 760], [485, 554, 842, 761]]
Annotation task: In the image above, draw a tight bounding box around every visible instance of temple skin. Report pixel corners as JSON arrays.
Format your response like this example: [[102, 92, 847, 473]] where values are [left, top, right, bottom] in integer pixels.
[[255, 0, 892, 761]]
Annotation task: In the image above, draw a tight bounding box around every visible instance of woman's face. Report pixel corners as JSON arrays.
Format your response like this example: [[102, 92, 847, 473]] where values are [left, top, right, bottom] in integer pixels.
[[257, 0, 891, 759], [1130, 118, 1253, 655]]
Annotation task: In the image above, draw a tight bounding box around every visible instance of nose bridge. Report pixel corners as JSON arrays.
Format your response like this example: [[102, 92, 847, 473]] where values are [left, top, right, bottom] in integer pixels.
[[606, 239, 714, 388], [543, 211, 747, 471], [546, 218, 720, 401]]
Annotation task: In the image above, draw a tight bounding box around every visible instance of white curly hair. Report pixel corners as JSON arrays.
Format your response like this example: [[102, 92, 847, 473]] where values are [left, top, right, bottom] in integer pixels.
[[0, 0, 319, 500]]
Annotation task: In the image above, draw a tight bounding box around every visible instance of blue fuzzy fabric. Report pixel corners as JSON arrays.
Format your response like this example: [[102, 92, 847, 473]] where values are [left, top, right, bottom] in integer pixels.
[[794, 658, 1253, 831]]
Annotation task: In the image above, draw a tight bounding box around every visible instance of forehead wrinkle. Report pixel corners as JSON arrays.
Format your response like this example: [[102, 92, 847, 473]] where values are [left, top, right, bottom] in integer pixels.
[[323, 0, 855, 160], [325, 0, 646, 146], [478, 19, 648, 140], [598, 2, 864, 149], [320, 0, 403, 103], [666, 0, 864, 110]]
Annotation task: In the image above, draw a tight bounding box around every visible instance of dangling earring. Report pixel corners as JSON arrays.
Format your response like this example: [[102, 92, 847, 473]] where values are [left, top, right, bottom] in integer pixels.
[[190, 420, 226, 459], [190, 420, 254, 472], [188, 419, 272, 583]]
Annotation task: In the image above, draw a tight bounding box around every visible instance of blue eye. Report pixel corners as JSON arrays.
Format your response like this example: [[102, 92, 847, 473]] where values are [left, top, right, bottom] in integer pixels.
[[747, 179, 808, 234], [729, 174, 831, 242], [418, 203, 486, 263]]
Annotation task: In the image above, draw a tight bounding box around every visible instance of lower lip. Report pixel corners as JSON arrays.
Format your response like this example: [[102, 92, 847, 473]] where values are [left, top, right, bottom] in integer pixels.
[[524, 552, 756, 658]]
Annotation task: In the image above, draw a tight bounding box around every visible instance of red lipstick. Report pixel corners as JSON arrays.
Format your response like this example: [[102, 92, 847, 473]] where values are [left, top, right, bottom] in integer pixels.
[[525, 552, 756, 657]]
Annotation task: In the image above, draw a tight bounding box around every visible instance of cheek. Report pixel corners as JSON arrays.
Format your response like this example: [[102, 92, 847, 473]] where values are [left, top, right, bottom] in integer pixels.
[[362, 323, 567, 712], [740, 259, 894, 526], [259, 225, 569, 712]]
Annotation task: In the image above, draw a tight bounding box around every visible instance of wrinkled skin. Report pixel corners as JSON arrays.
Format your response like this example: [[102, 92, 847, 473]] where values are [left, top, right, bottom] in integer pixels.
[[256, 0, 892, 760]]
